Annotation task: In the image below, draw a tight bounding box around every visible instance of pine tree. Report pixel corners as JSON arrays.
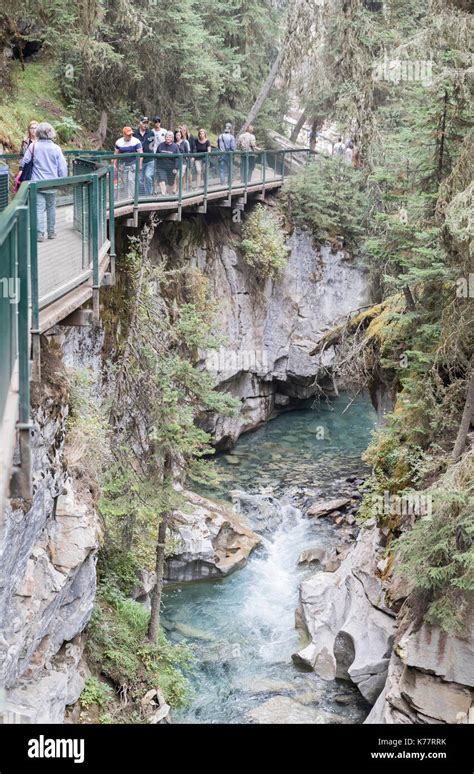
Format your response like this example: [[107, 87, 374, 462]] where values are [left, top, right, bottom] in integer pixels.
[[101, 220, 237, 643]]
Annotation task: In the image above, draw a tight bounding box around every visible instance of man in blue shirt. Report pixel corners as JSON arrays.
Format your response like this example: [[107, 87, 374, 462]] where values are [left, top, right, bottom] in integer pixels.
[[217, 123, 236, 185], [22, 121, 68, 241]]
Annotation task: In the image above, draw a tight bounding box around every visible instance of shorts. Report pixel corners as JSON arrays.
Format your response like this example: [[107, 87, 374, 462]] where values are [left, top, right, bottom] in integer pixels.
[[157, 167, 176, 185]]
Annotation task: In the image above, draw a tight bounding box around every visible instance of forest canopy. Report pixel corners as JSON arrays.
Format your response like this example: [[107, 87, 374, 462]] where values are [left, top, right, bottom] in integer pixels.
[[0, 0, 287, 144]]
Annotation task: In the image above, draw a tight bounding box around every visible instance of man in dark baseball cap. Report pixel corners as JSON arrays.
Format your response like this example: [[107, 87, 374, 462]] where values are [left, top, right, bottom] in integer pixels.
[[152, 116, 167, 151]]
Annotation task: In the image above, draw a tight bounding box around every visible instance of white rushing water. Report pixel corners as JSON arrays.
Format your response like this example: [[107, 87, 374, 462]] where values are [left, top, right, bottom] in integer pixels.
[[239, 506, 310, 664]]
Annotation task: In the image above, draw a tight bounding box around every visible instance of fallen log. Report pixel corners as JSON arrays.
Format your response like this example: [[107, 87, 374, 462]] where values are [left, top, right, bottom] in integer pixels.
[[309, 302, 386, 357]]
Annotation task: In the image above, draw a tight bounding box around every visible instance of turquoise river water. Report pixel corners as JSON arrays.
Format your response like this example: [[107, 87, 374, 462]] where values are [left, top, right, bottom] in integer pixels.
[[163, 393, 377, 724]]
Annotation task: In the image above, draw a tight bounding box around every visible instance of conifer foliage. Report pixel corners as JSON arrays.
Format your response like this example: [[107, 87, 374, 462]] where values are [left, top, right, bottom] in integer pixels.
[[288, 0, 473, 633]]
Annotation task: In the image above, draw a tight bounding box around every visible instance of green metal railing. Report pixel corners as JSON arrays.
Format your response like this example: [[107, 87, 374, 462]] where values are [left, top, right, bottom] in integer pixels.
[[0, 146, 308, 509], [0, 162, 115, 510], [0, 185, 29, 422], [0, 182, 30, 509], [0, 166, 9, 212], [70, 148, 311, 212]]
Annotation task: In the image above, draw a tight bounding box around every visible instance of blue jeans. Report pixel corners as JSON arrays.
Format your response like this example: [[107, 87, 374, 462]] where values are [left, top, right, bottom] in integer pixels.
[[140, 162, 154, 196], [219, 156, 230, 185], [118, 165, 136, 200], [37, 190, 57, 237]]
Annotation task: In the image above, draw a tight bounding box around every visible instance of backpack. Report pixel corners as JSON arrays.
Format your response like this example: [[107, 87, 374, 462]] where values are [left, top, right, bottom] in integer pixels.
[[218, 133, 234, 152], [20, 142, 35, 182]]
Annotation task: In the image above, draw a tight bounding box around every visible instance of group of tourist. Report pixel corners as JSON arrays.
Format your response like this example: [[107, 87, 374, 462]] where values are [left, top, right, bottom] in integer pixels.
[[15, 115, 360, 244], [333, 136, 361, 168], [115, 117, 259, 197], [15, 116, 259, 241]]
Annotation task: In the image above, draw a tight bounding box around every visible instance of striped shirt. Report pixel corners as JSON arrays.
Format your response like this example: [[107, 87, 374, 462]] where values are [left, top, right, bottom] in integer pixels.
[[115, 136, 142, 165]]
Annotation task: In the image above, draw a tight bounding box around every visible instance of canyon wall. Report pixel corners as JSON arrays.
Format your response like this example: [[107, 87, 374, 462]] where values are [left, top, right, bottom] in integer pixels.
[[0, 207, 370, 722], [151, 211, 369, 447]]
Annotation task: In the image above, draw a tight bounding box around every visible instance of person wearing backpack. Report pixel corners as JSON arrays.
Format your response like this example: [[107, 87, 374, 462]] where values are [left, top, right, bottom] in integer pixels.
[[217, 123, 236, 185], [134, 116, 155, 196], [21, 122, 67, 241], [237, 125, 258, 183]]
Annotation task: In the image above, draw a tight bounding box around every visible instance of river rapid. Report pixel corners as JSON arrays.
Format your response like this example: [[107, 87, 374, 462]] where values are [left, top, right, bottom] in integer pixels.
[[163, 393, 377, 724]]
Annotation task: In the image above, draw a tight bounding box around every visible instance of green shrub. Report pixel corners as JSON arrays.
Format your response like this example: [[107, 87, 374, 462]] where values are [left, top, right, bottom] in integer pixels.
[[86, 582, 192, 709], [66, 366, 111, 480], [395, 456, 474, 634], [80, 677, 112, 709], [97, 550, 143, 597], [286, 155, 367, 250], [241, 204, 288, 278], [53, 116, 81, 143]]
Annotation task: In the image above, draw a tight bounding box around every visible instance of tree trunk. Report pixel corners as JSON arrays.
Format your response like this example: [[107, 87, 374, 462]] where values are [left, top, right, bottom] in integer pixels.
[[121, 512, 136, 552], [437, 89, 448, 183], [96, 110, 108, 149], [239, 47, 285, 134], [403, 285, 416, 311], [147, 454, 173, 642], [309, 117, 321, 151], [452, 358, 474, 462], [290, 111, 307, 143], [147, 511, 168, 643]]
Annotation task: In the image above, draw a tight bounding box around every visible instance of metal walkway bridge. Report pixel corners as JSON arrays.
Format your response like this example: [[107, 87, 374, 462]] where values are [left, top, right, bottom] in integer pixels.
[[0, 146, 310, 510]]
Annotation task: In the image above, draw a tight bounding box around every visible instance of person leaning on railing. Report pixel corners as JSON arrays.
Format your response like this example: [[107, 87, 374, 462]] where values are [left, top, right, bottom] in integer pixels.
[[21, 122, 68, 242]]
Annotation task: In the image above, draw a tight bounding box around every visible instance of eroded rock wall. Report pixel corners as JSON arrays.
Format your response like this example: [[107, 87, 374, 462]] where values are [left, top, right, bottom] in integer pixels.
[[152, 213, 369, 447], [164, 490, 261, 583], [0, 331, 103, 723], [294, 523, 396, 705], [366, 614, 474, 724], [295, 520, 474, 723]]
